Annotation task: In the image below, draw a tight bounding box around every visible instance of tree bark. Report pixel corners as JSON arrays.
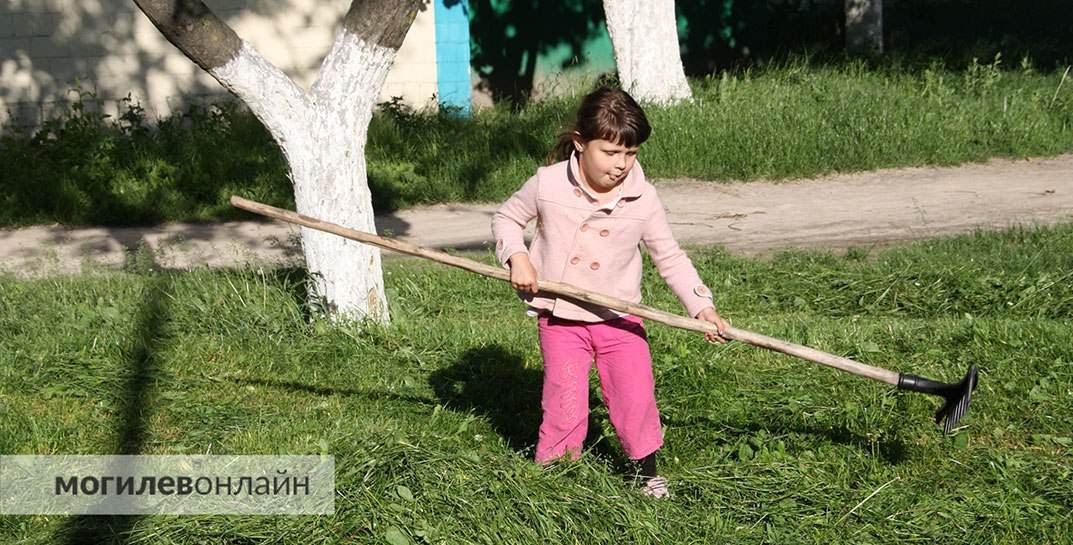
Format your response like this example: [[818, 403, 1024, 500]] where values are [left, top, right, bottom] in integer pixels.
[[131, 0, 242, 71], [845, 0, 883, 55], [603, 0, 691, 105], [132, 0, 425, 323]]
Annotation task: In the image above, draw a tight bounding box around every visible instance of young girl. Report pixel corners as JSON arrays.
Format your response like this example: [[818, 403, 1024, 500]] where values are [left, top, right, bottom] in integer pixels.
[[491, 87, 729, 498]]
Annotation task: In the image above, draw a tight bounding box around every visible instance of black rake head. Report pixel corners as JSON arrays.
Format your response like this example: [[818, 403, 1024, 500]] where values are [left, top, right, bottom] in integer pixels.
[[897, 364, 979, 435]]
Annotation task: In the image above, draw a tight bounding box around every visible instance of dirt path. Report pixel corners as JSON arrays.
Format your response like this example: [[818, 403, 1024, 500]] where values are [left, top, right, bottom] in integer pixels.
[[2, 154, 1071, 278]]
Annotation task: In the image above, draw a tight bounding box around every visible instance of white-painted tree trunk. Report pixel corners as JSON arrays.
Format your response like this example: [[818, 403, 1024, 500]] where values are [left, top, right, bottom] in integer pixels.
[[211, 31, 394, 322], [603, 0, 691, 105], [845, 0, 883, 55]]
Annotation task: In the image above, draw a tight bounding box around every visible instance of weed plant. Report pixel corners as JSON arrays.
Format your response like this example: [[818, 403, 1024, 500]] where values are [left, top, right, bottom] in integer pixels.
[[3, 57, 1072, 228], [1, 225, 1071, 543]]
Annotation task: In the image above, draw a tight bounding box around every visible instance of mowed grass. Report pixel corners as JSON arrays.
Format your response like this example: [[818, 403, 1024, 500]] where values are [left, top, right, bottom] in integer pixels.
[[1, 225, 1072, 544], [2, 57, 1072, 227]]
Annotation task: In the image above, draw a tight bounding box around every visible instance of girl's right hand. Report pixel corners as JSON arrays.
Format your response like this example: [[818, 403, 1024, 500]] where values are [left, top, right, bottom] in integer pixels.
[[508, 253, 539, 294]]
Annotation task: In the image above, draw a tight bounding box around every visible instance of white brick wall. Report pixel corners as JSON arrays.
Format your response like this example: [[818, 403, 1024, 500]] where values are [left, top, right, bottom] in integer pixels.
[[0, 0, 440, 128]]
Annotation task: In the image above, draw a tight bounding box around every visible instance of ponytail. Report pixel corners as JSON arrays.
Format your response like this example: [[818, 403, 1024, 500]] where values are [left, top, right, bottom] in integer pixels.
[[546, 132, 576, 164]]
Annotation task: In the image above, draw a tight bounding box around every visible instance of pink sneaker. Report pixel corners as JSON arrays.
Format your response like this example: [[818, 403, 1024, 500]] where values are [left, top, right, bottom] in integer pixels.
[[641, 476, 670, 498]]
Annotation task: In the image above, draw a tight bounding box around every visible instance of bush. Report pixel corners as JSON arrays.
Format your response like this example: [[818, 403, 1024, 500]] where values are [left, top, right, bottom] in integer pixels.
[[0, 89, 292, 226]]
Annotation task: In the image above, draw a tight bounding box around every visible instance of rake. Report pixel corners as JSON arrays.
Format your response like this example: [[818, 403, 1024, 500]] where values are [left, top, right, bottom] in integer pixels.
[[230, 196, 979, 434]]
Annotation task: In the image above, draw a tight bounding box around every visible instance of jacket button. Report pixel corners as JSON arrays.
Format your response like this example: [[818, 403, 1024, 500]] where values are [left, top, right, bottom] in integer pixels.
[[580, 223, 589, 232], [573, 188, 582, 197], [590, 261, 600, 270], [570, 256, 580, 265], [599, 229, 610, 237], [616, 201, 625, 208]]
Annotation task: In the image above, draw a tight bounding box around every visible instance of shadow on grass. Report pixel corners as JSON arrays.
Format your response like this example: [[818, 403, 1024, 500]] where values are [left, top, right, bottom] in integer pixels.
[[429, 345, 542, 454], [662, 413, 911, 466], [56, 271, 171, 544], [428, 344, 638, 475], [228, 376, 437, 410]]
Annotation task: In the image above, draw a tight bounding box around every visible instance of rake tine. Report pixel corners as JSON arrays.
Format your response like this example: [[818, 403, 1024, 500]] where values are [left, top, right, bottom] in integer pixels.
[[900, 364, 978, 435]]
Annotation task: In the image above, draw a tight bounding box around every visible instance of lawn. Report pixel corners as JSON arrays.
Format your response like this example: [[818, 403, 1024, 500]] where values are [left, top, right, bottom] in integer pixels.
[[1, 225, 1071, 544]]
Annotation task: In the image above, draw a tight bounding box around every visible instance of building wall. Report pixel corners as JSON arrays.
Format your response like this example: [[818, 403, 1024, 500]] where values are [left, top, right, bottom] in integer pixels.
[[0, 0, 440, 128]]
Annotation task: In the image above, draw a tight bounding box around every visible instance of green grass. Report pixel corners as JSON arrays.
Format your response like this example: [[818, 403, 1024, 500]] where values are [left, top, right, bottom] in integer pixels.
[[1, 225, 1071, 543], [2, 57, 1072, 227]]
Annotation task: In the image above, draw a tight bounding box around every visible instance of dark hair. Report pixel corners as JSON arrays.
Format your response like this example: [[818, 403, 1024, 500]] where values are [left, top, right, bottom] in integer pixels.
[[547, 86, 652, 164]]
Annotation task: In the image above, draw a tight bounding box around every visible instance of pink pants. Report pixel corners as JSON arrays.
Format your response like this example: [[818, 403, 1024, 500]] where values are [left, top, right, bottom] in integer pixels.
[[535, 314, 664, 464]]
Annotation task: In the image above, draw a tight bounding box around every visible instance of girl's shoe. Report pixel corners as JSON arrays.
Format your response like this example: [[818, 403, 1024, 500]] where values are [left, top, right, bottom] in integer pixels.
[[641, 476, 670, 498]]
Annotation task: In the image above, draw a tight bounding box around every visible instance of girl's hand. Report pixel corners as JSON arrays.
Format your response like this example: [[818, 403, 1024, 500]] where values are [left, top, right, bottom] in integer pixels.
[[508, 253, 539, 294], [695, 307, 730, 344]]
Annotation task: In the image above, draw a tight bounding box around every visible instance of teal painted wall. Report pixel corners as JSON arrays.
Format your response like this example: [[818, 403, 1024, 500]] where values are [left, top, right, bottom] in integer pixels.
[[435, 0, 473, 114]]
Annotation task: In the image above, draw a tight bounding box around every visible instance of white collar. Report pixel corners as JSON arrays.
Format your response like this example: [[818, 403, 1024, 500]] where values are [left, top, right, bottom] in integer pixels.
[[596, 184, 625, 211]]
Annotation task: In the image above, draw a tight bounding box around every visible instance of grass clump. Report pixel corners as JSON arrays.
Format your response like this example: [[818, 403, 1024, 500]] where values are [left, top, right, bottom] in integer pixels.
[[1, 224, 1071, 543]]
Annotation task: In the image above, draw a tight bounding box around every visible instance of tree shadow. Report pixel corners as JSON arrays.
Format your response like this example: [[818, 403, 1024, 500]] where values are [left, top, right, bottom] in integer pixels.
[[54, 272, 171, 544], [227, 376, 437, 410], [678, 0, 1073, 76], [469, 0, 604, 108], [883, 0, 1073, 70], [3, 0, 324, 129]]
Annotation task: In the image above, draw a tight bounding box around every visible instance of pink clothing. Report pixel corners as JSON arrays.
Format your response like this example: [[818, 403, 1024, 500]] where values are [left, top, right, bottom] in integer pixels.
[[535, 314, 663, 463], [492, 152, 715, 322]]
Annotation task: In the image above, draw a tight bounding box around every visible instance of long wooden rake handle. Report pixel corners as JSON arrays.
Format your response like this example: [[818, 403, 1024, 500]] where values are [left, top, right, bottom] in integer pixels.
[[230, 196, 901, 386]]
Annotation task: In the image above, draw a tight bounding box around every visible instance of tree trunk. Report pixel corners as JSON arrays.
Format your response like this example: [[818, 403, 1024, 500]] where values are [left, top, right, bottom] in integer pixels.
[[603, 0, 691, 105], [208, 32, 396, 323], [845, 0, 883, 55], [132, 0, 423, 323]]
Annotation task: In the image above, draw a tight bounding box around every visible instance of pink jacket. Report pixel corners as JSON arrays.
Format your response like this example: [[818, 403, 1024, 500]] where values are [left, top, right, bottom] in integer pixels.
[[492, 152, 715, 322]]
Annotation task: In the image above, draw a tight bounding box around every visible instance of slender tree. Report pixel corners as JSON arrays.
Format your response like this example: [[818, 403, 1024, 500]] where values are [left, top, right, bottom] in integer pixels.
[[603, 0, 691, 105], [132, 0, 427, 322], [845, 0, 883, 55]]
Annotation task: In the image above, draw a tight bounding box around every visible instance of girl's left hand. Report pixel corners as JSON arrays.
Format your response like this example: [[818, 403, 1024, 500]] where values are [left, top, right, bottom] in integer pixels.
[[695, 307, 730, 344]]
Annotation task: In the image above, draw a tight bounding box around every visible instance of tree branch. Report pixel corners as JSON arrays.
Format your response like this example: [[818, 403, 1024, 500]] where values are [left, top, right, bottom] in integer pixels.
[[131, 0, 242, 71], [311, 0, 425, 119], [133, 0, 312, 141], [341, 0, 426, 50]]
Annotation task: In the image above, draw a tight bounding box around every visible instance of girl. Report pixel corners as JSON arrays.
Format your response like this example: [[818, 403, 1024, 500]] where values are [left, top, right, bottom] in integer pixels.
[[491, 87, 729, 498]]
